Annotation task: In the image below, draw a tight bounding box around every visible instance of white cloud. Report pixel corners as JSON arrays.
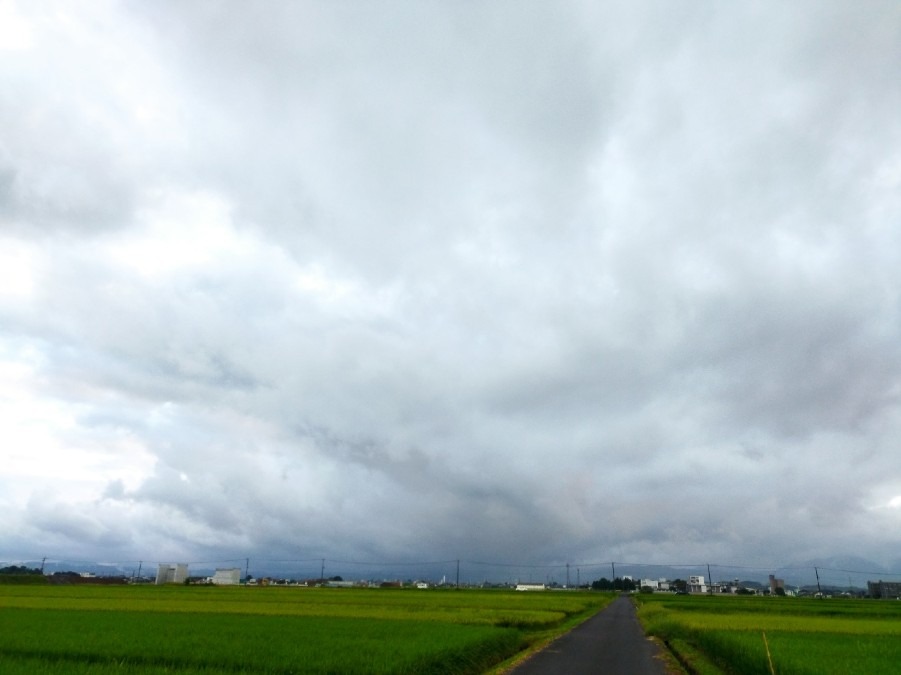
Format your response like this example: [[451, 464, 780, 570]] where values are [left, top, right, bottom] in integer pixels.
[[105, 190, 239, 280], [0, 238, 38, 302], [0, 0, 33, 51], [0, 344, 157, 511]]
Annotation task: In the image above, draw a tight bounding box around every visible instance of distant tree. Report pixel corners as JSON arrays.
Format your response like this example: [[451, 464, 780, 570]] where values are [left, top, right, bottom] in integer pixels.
[[591, 577, 613, 591], [0, 566, 41, 575], [774, 587, 786, 596], [671, 579, 688, 593]]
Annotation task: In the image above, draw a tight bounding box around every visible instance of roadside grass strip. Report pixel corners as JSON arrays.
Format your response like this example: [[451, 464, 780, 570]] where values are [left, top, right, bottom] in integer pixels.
[[0, 586, 612, 674], [635, 595, 901, 675]]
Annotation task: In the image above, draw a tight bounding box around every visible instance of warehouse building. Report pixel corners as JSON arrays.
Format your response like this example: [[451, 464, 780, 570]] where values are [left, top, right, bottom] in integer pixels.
[[867, 580, 901, 599], [211, 568, 242, 585], [156, 563, 189, 585]]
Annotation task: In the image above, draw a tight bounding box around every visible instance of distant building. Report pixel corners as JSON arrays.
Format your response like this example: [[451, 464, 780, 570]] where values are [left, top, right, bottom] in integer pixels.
[[722, 579, 743, 594], [211, 568, 241, 585], [156, 563, 189, 585], [515, 583, 546, 591], [868, 580, 901, 599], [769, 574, 785, 594], [640, 579, 659, 590], [688, 575, 708, 594]]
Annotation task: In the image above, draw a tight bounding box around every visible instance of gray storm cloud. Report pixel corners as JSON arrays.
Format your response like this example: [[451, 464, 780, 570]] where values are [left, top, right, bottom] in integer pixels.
[[1, 0, 900, 576]]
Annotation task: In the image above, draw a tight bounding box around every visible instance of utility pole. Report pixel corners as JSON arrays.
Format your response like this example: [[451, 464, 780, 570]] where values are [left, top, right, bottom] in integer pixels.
[[707, 564, 712, 593], [40, 557, 46, 574], [577, 567, 581, 588], [814, 566, 821, 595], [455, 559, 460, 589], [245, 558, 250, 583], [566, 563, 570, 588], [611, 562, 616, 589]]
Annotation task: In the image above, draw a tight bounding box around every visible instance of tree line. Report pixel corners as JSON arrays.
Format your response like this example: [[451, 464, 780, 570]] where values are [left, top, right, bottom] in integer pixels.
[[590, 576, 691, 593], [0, 565, 42, 575]]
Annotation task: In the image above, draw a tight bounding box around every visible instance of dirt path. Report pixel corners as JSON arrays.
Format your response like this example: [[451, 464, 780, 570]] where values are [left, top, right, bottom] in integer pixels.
[[506, 595, 673, 675]]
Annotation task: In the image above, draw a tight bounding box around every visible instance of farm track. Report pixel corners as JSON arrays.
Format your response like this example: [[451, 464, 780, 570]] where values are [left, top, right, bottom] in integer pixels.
[[507, 595, 674, 675]]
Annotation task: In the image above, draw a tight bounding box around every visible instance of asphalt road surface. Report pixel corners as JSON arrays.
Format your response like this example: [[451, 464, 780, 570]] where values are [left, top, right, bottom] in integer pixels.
[[507, 595, 672, 675]]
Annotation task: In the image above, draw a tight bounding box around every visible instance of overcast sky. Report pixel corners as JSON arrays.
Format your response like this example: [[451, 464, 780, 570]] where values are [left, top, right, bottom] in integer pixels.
[[2, 0, 900, 576]]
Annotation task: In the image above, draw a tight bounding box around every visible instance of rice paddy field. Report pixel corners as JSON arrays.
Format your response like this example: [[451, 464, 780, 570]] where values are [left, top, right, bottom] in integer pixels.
[[634, 593, 901, 675], [0, 584, 612, 674]]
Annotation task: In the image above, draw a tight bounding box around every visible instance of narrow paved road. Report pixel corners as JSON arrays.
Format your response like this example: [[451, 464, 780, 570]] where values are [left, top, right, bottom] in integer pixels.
[[507, 595, 671, 675]]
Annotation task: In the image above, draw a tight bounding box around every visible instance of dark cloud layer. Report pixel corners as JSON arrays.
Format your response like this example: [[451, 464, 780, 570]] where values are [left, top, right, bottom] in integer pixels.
[[1, 1, 900, 575]]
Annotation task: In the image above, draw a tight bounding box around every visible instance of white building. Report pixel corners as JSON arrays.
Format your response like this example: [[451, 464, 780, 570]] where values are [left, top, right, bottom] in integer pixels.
[[156, 563, 189, 585], [515, 583, 546, 591], [640, 579, 659, 590], [688, 575, 708, 594], [211, 568, 241, 585]]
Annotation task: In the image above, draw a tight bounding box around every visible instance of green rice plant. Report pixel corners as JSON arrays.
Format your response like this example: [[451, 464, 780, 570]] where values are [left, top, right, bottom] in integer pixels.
[[0, 607, 522, 674], [0, 586, 606, 629], [664, 638, 727, 675], [0, 586, 612, 674], [0, 655, 230, 675], [659, 610, 901, 635], [639, 594, 901, 621], [684, 630, 901, 675], [635, 593, 901, 675], [761, 631, 901, 675]]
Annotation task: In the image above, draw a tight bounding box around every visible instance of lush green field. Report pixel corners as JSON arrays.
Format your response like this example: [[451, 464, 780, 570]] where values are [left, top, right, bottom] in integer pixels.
[[635, 593, 901, 675], [0, 585, 612, 674]]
